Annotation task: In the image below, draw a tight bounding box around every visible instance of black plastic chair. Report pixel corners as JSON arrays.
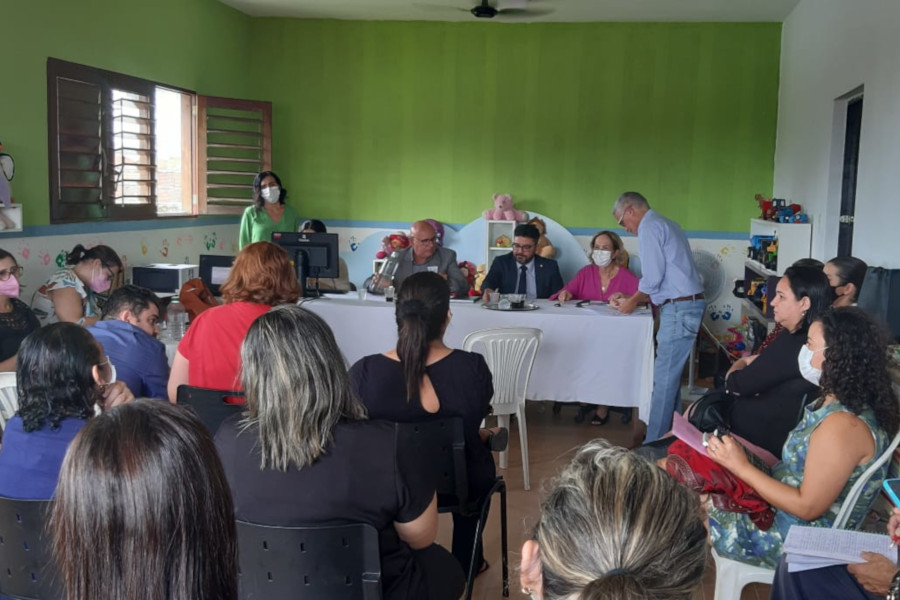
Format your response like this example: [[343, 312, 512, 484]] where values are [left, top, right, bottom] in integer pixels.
[[236, 521, 382, 600], [397, 418, 509, 599], [0, 497, 63, 600], [176, 384, 244, 436]]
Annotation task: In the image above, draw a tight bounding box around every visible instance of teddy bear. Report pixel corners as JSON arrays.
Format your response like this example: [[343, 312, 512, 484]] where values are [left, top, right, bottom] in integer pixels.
[[457, 261, 481, 297], [473, 263, 487, 293], [375, 232, 410, 259], [528, 217, 556, 259], [483, 193, 527, 222]]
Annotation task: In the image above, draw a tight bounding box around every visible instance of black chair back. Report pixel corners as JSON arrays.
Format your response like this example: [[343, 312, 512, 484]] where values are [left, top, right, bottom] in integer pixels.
[[396, 418, 469, 512], [176, 384, 244, 436], [236, 521, 381, 600], [0, 497, 63, 600]]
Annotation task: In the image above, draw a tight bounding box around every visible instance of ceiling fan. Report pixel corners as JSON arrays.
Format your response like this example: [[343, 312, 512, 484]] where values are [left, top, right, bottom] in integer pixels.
[[415, 0, 554, 20]]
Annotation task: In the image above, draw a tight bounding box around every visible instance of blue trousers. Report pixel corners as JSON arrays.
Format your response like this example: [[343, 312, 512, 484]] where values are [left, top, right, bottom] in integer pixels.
[[646, 299, 706, 441], [771, 556, 882, 600]]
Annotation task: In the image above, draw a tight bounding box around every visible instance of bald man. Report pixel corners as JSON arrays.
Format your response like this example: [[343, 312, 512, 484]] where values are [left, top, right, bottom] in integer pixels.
[[391, 220, 468, 294]]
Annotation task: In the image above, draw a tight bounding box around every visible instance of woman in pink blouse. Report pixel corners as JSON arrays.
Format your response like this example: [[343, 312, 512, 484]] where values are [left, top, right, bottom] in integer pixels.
[[550, 231, 639, 425]]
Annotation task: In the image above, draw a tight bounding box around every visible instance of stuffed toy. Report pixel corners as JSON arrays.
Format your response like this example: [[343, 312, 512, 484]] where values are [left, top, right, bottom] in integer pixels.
[[528, 217, 556, 259], [375, 232, 410, 259], [0, 138, 14, 209], [424, 219, 445, 246], [457, 261, 481, 297], [494, 234, 511, 247], [474, 263, 487, 293], [483, 193, 527, 222], [754, 194, 773, 221]]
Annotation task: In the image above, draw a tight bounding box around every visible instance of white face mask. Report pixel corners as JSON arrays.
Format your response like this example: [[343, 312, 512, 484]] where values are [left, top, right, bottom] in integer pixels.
[[592, 249, 613, 267], [261, 186, 280, 204], [797, 344, 822, 386]]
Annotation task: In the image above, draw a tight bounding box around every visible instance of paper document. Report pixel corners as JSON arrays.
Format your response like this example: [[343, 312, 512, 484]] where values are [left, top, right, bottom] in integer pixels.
[[783, 526, 896, 572]]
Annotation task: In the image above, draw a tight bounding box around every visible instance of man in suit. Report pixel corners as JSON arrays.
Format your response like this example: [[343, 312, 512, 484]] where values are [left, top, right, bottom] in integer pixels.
[[482, 223, 564, 299], [392, 220, 468, 295]]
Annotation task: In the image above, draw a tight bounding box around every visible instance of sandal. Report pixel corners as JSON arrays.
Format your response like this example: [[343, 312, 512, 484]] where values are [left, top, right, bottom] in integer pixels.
[[477, 560, 490, 576], [488, 428, 509, 452], [590, 408, 610, 426]]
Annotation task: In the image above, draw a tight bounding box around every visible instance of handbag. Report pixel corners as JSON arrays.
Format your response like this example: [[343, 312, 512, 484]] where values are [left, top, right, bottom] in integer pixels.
[[685, 390, 734, 433]]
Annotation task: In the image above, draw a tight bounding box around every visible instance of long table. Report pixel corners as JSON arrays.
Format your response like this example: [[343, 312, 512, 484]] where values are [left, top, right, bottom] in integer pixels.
[[302, 297, 655, 421]]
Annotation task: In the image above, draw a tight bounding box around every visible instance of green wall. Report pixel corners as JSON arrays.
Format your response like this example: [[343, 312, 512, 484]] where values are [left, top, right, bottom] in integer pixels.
[[3, 4, 780, 232], [251, 19, 781, 231], [3, 0, 253, 227]]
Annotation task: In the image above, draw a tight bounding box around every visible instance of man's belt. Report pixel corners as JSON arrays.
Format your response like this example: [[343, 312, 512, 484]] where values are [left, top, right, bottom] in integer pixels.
[[661, 293, 704, 306]]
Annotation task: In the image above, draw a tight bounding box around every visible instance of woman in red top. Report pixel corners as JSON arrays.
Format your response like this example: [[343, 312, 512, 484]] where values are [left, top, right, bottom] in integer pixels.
[[167, 242, 301, 401]]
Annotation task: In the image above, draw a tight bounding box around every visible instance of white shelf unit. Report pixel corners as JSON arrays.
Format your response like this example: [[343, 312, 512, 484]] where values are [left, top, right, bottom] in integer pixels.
[[0, 205, 23, 233], [485, 220, 517, 271], [741, 219, 812, 325]]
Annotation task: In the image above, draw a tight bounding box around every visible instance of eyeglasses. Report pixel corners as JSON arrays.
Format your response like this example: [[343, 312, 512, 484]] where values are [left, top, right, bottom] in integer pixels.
[[616, 208, 629, 227], [101, 265, 116, 283], [414, 237, 436, 245], [0, 266, 23, 281], [512, 244, 535, 251]]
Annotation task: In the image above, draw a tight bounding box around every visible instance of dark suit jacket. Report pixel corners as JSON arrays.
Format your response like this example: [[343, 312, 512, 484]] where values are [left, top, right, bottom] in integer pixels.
[[481, 253, 564, 299]]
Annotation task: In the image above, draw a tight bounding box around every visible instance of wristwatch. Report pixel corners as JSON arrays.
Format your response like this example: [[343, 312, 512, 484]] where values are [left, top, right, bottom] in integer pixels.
[[887, 570, 900, 600]]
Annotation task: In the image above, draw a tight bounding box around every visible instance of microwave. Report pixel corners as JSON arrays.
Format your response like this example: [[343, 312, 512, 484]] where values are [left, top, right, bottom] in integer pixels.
[[132, 264, 198, 293]]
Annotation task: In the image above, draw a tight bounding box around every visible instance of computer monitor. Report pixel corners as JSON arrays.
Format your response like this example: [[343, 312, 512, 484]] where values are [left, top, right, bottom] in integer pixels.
[[199, 254, 236, 296], [271, 231, 340, 281]]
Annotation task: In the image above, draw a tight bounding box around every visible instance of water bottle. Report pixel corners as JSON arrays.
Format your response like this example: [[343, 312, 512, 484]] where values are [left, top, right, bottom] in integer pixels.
[[167, 299, 187, 340], [367, 251, 401, 295]]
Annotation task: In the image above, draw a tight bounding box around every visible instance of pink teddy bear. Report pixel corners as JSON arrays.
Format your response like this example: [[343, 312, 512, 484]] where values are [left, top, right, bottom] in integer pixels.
[[483, 193, 528, 222]]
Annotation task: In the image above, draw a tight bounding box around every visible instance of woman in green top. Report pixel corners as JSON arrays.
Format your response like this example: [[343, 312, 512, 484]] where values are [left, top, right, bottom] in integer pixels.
[[239, 171, 301, 249]]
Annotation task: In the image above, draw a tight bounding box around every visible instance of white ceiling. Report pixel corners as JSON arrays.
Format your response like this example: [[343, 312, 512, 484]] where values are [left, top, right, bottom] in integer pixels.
[[215, 0, 801, 23]]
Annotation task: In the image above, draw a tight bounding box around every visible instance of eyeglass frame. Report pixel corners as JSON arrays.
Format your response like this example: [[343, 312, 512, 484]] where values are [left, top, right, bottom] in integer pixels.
[[0, 265, 24, 281]]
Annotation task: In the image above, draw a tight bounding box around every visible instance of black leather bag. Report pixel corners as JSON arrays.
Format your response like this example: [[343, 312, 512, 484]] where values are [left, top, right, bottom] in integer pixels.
[[686, 390, 734, 433]]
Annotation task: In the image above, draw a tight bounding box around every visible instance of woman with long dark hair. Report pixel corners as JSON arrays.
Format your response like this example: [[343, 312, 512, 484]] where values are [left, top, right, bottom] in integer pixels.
[[215, 305, 464, 600], [706, 307, 900, 567], [31, 243, 122, 327], [52, 400, 237, 600], [238, 170, 300, 248], [0, 323, 133, 498], [349, 271, 501, 575]]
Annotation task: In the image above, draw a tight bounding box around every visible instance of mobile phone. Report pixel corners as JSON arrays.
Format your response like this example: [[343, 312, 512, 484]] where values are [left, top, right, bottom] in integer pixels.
[[883, 479, 900, 509]]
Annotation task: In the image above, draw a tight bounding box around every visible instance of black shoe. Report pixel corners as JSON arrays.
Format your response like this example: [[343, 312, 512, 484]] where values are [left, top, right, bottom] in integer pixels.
[[574, 405, 590, 423], [590, 410, 609, 426], [620, 409, 633, 425], [488, 428, 509, 452]]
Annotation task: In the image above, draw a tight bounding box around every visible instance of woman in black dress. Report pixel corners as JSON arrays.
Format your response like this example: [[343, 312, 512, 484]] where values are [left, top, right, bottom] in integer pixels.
[[350, 271, 500, 575], [215, 304, 463, 600]]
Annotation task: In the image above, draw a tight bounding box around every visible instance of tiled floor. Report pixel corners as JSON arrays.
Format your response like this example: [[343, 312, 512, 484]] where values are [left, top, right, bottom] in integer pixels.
[[435, 401, 772, 600]]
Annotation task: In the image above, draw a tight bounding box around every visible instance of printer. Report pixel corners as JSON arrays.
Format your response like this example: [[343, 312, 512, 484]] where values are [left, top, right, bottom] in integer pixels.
[[132, 263, 198, 293]]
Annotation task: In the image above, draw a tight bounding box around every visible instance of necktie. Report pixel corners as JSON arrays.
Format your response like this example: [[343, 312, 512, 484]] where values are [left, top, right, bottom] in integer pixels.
[[518, 265, 527, 295]]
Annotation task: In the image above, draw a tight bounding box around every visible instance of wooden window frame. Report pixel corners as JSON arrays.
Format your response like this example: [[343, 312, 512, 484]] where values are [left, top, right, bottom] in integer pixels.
[[47, 58, 272, 223]]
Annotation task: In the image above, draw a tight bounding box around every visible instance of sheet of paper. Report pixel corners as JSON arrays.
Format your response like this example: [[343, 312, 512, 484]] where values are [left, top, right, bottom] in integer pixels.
[[783, 526, 895, 572], [671, 412, 710, 457]]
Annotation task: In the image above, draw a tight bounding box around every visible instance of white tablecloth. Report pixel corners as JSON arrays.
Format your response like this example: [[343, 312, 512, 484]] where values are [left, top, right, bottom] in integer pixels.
[[302, 297, 655, 421]]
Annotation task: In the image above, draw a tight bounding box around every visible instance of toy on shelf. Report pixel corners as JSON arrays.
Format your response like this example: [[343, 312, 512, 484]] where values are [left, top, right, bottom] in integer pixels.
[[755, 193, 808, 223], [494, 234, 511, 248], [483, 193, 527, 222], [375, 232, 409, 259], [528, 217, 556, 259], [0, 138, 15, 209]]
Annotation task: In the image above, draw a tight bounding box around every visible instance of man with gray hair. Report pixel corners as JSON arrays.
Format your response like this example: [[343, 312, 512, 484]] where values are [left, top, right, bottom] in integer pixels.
[[391, 220, 468, 295], [610, 192, 705, 443]]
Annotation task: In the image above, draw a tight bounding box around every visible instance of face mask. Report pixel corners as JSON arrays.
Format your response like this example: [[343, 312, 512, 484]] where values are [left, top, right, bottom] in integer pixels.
[[592, 249, 613, 267], [0, 275, 20, 298], [98, 359, 117, 386], [797, 344, 822, 386], [261, 186, 280, 204], [88, 265, 112, 294]]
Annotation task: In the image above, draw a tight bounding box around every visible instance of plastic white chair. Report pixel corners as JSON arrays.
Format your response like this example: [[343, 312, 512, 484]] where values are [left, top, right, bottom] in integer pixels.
[[712, 427, 900, 599], [462, 327, 542, 491], [0, 372, 18, 432]]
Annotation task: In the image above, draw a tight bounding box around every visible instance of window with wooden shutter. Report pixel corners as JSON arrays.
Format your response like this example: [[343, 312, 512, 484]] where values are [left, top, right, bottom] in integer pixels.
[[47, 58, 273, 223], [197, 96, 272, 216]]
